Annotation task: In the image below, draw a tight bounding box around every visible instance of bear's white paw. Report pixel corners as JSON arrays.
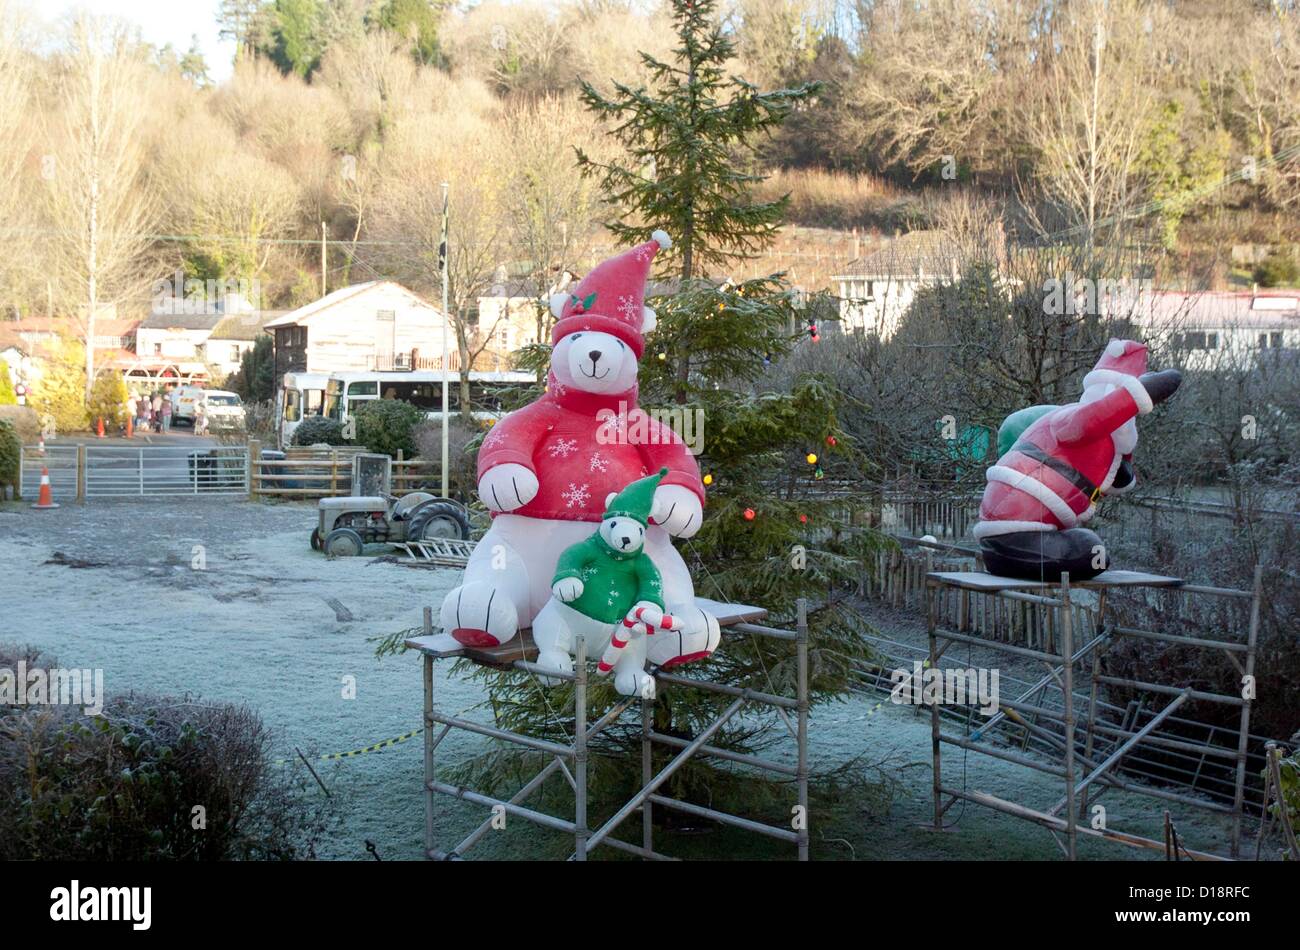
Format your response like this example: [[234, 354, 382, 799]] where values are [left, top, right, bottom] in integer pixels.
[[477, 463, 539, 513], [535, 649, 574, 686], [439, 581, 519, 648], [647, 603, 721, 668], [615, 668, 656, 700], [552, 577, 584, 602], [650, 484, 703, 538]]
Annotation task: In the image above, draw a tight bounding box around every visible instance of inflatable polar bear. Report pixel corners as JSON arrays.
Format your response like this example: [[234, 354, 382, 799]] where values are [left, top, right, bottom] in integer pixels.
[[439, 230, 721, 674]]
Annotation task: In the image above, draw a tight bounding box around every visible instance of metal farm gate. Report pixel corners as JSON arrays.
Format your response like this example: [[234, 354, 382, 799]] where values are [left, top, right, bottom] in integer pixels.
[[20, 445, 249, 499]]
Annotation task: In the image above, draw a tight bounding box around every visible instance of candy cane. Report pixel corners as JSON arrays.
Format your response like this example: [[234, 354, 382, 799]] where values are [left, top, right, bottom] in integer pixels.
[[597, 610, 678, 675]]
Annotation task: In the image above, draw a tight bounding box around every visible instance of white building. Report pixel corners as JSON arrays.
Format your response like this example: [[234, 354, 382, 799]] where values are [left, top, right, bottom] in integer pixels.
[[832, 230, 962, 338], [1132, 290, 1300, 370], [265, 281, 453, 382]]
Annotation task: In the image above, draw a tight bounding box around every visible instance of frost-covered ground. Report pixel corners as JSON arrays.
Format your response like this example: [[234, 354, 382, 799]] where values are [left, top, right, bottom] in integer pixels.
[[0, 497, 1248, 860]]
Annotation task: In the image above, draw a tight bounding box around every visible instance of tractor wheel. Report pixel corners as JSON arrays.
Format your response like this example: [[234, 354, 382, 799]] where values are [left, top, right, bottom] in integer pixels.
[[310, 528, 322, 551], [406, 500, 471, 542], [324, 527, 365, 558]]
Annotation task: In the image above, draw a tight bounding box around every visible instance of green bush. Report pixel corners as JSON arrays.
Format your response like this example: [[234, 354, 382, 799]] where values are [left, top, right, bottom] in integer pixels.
[[291, 415, 348, 446], [354, 399, 424, 458], [0, 643, 334, 860], [0, 419, 18, 497], [1253, 249, 1300, 288]]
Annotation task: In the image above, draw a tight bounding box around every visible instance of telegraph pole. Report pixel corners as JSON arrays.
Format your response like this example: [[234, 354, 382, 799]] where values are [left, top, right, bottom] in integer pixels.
[[439, 183, 450, 499]]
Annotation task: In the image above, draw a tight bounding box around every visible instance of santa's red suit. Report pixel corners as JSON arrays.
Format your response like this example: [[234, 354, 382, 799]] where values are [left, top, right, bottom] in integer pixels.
[[975, 340, 1179, 580], [477, 374, 704, 524]]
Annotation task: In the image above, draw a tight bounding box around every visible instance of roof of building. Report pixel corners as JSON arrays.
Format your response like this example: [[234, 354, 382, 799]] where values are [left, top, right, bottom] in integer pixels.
[[832, 230, 963, 280], [139, 310, 227, 331], [208, 311, 286, 341], [264, 281, 441, 329], [1138, 290, 1300, 329]]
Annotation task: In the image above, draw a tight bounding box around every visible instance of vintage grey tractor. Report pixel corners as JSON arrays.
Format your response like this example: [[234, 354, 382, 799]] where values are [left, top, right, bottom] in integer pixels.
[[312, 492, 471, 557]]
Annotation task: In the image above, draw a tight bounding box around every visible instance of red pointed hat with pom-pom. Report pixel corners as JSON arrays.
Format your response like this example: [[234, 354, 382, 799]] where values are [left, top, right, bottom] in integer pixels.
[[1082, 338, 1154, 413], [550, 230, 671, 358], [1083, 339, 1148, 387]]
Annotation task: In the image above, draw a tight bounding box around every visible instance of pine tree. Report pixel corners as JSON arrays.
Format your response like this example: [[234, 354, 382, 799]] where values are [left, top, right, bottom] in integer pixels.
[[575, 0, 819, 283]]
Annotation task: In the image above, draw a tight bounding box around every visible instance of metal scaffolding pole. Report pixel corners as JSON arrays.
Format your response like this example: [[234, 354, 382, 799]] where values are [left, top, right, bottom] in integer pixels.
[[408, 598, 810, 861], [921, 568, 1261, 862]]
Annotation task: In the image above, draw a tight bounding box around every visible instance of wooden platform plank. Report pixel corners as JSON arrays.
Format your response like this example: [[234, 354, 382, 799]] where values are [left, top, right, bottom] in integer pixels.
[[926, 569, 1184, 592], [404, 597, 770, 663]]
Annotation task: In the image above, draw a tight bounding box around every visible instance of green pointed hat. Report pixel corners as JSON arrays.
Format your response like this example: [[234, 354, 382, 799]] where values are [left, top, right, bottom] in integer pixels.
[[603, 467, 669, 525]]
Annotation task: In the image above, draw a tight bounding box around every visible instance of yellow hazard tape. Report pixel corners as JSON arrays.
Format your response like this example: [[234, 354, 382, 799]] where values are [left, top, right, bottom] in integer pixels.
[[274, 727, 424, 766]]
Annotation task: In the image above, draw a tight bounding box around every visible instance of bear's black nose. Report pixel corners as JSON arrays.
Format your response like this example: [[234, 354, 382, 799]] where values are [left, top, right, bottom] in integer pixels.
[[620, 536, 631, 547], [588, 350, 601, 364]]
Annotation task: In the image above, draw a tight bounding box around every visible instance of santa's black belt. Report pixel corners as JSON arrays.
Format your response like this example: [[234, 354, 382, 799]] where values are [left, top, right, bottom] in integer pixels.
[[1010, 440, 1101, 502]]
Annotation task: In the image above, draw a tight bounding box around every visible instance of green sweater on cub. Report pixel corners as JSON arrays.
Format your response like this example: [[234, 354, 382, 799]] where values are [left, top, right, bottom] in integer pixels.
[[552, 534, 664, 624]]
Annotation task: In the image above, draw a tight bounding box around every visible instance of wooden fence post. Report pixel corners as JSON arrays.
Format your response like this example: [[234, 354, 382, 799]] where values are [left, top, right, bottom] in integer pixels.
[[76, 443, 86, 504], [248, 439, 261, 499]]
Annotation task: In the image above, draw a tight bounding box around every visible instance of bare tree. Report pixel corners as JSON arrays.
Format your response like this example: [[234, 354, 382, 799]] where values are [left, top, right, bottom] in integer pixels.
[[500, 96, 608, 349], [42, 14, 156, 398], [363, 112, 512, 412], [1016, 0, 1166, 243]]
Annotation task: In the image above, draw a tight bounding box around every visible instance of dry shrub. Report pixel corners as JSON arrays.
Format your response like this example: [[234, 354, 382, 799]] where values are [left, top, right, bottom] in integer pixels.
[[0, 643, 334, 860], [754, 167, 915, 231]]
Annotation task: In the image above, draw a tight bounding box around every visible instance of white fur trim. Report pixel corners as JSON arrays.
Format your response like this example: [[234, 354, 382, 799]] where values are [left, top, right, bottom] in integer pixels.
[[986, 465, 1079, 528], [1082, 369, 1153, 415], [641, 305, 657, 334], [973, 519, 1055, 539], [550, 293, 569, 318], [1097, 451, 1122, 493], [651, 229, 672, 249], [1105, 339, 1126, 359]]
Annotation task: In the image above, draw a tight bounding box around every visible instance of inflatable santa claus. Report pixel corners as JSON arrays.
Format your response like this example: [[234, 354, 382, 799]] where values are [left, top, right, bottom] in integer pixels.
[[974, 339, 1181, 581], [439, 230, 721, 670]]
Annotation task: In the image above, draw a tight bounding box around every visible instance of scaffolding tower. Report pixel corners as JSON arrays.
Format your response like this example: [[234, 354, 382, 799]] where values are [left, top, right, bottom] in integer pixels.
[[406, 598, 810, 861], [925, 566, 1263, 861]]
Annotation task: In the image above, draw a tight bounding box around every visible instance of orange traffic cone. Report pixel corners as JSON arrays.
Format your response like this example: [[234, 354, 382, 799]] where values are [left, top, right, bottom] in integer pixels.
[[37, 437, 45, 455], [31, 466, 59, 509], [97, 417, 105, 438]]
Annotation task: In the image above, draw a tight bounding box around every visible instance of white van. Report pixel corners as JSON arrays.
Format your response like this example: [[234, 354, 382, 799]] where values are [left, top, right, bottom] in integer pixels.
[[170, 385, 207, 425]]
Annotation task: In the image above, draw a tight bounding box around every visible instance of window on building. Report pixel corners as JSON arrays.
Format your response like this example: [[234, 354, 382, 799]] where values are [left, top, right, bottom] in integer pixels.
[[231, 345, 241, 362], [1180, 331, 1219, 351], [153, 342, 162, 355], [1258, 332, 1284, 348]]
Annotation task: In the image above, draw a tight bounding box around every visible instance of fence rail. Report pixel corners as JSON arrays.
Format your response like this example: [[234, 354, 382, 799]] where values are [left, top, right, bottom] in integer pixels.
[[18, 442, 441, 501]]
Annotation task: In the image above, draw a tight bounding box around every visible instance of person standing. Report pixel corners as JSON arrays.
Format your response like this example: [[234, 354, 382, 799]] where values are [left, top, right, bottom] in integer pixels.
[[126, 394, 137, 433], [152, 392, 164, 432], [194, 398, 208, 437], [160, 394, 173, 433]]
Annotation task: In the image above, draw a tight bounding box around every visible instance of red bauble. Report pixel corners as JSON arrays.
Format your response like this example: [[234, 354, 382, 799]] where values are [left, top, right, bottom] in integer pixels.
[[825, 435, 838, 447], [743, 508, 756, 521], [799, 513, 808, 524]]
